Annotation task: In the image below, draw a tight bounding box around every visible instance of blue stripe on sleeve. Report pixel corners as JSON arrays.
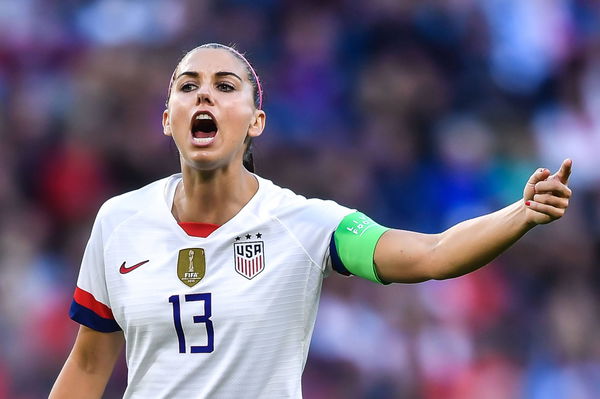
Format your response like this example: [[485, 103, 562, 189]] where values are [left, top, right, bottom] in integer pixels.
[[329, 233, 351, 276], [69, 300, 122, 333]]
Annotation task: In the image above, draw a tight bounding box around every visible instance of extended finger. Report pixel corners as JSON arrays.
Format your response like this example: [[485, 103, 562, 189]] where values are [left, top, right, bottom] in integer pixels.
[[554, 158, 572, 185], [533, 193, 569, 209], [534, 180, 572, 198], [526, 201, 566, 219]]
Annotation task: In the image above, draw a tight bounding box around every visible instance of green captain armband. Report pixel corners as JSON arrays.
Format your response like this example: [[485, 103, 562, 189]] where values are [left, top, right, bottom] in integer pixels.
[[331, 211, 390, 284]]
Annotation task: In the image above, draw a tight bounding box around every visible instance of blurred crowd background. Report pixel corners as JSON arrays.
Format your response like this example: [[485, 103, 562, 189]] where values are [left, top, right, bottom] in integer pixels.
[[1, 0, 599, 398]]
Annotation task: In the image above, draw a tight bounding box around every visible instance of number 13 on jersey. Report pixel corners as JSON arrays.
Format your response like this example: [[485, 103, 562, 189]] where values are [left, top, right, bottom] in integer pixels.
[[168, 293, 214, 353]]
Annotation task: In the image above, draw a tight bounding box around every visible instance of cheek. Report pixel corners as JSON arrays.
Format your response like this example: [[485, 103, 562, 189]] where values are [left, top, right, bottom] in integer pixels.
[[169, 101, 190, 130], [221, 98, 255, 128]]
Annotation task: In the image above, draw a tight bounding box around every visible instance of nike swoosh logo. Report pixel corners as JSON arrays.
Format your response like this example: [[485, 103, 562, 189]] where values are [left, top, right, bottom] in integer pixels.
[[119, 260, 150, 274]]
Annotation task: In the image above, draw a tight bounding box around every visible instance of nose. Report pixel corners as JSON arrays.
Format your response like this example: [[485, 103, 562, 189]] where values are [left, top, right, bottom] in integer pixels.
[[196, 85, 214, 106]]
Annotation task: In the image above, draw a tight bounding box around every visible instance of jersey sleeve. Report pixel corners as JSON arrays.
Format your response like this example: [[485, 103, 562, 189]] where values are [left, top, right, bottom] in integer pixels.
[[275, 195, 390, 284], [69, 206, 122, 332], [328, 211, 390, 284], [275, 196, 353, 274]]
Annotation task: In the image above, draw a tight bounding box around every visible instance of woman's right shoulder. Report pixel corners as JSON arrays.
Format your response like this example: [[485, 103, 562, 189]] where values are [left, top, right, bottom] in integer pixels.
[[95, 175, 174, 222]]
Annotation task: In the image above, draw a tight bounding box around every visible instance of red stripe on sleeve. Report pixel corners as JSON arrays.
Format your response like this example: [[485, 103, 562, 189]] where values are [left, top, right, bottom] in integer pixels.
[[73, 287, 115, 320]]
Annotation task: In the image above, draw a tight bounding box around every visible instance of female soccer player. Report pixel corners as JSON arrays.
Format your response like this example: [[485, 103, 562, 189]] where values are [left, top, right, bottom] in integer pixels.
[[50, 43, 572, 398]]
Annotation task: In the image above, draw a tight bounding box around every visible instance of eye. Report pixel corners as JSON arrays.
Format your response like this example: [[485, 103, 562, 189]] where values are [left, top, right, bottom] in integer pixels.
[[216, 82, 234, 92], [181, 82, 197, 92]]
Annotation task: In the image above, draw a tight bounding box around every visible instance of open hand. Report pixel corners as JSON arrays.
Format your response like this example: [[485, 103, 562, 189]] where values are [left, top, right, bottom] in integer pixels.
[[523, 159, 572, 225]]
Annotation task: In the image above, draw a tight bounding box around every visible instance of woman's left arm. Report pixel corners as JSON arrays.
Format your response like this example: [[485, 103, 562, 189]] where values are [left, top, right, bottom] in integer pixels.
[[374, 159, 572, 283]]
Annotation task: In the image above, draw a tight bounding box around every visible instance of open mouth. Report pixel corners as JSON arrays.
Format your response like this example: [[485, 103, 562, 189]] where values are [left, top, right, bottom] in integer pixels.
[[190, 111, 218, 146]]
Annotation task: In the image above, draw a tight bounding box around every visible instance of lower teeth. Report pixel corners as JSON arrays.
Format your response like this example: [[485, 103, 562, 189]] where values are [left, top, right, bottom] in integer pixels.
[[193, 137, 214, 144]]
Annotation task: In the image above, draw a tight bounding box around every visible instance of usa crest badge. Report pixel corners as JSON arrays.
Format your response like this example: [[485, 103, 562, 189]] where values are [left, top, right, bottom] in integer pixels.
[[234, 237, 265, 280], [177, 248, 206, 287]]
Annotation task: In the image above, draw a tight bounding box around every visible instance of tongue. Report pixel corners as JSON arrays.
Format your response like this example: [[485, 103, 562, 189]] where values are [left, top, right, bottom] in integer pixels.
[[193, 130, 217, 138]]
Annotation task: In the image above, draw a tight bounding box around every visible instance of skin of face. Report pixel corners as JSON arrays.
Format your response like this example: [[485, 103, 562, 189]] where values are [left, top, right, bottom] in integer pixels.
[[162, 48, 266, 173]]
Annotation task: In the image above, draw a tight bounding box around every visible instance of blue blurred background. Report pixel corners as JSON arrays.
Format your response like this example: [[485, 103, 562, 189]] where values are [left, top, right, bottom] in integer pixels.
[[1, 0, 599, 398]]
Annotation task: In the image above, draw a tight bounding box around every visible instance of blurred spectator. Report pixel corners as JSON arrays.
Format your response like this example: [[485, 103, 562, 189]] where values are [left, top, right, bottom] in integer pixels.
[[1, 0, 599, 398]]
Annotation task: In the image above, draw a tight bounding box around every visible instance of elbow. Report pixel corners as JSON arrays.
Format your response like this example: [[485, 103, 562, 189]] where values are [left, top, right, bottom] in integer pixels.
[[421, 235, 465, 281], [419, 242, 453, 281], [426, 257, 468, 280], [427, 258, 484, 281], [72, 350, 101, 375], [426, 264, 450, 281], [429, 269, 456, 281]]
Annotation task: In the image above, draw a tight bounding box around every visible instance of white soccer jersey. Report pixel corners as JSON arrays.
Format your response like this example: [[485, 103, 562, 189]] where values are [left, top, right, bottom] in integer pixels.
[[70, 174, 353, 398]]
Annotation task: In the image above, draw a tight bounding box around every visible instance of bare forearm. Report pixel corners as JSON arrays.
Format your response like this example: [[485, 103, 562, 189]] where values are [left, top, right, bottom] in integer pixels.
[[375, 160, 572, 283], [375, 201, 532, 283], [428, 200, 532, 279]]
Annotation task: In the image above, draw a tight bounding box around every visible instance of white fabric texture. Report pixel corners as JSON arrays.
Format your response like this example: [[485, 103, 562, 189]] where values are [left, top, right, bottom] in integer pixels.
[[74, 174, 353, 399]]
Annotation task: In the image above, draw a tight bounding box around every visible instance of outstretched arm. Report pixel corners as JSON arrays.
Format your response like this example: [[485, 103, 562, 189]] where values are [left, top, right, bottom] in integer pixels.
[[50, 325, 124, 399], [374, 159, 572, 283]]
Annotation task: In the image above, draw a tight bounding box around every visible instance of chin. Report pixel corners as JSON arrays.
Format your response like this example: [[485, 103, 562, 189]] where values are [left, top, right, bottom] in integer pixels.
[[183, 153, 239, 173]]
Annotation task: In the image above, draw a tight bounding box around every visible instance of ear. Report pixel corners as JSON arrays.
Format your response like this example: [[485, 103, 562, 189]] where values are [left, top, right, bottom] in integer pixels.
[[162, 109, 172, 137], [247, 110, 266, 138]]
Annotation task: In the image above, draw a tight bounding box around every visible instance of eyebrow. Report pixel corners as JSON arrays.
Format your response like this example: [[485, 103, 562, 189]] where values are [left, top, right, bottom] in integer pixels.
[[175, 70, 243, 82]]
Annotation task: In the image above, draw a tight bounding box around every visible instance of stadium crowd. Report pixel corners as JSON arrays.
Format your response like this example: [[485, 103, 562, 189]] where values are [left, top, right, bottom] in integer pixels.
[[0, 0, 599, 398]]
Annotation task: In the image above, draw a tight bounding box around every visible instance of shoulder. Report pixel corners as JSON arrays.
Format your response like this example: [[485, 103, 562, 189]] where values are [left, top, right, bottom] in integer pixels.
[[254, 175, 354, 227], [95, 175, 175, 230]]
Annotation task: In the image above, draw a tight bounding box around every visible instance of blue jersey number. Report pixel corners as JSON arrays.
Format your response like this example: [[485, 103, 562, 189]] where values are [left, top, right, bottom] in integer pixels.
[[168, 293, 214, 353]]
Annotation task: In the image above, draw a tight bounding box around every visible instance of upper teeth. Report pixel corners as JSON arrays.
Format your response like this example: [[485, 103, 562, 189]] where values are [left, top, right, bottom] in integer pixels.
[[196, 114, 212, 120]]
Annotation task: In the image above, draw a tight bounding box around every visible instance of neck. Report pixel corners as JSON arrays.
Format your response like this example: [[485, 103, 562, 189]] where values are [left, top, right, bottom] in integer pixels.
[[172, 164, 258, 225]]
